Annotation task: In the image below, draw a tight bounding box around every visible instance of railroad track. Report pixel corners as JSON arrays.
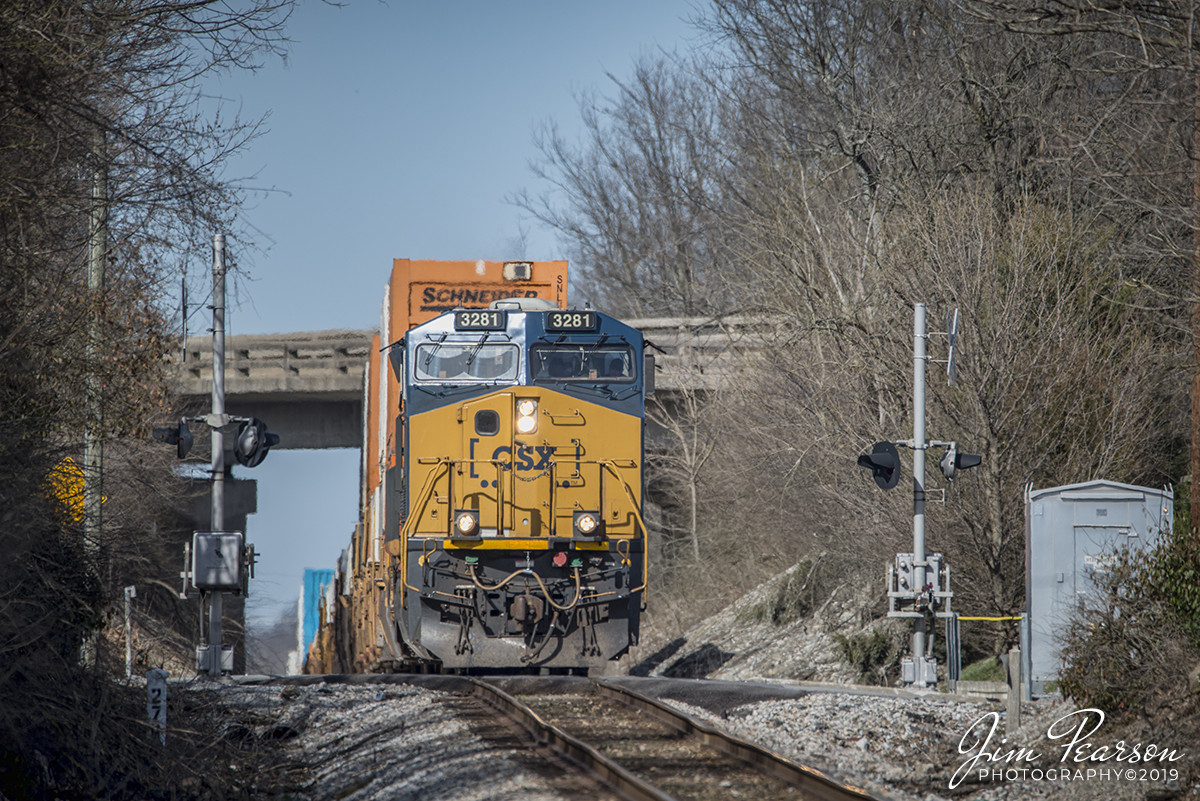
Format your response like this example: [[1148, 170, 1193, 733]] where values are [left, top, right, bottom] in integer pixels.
[[471, 677, 885, 801]]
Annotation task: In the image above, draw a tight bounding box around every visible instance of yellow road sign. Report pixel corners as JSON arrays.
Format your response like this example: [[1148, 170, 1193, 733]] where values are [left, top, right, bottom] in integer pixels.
[[47, 457, 105, 522]]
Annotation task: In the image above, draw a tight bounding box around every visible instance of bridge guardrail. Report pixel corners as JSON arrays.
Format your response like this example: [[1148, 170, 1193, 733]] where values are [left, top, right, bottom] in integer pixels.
[[170, 330, 371, 399]]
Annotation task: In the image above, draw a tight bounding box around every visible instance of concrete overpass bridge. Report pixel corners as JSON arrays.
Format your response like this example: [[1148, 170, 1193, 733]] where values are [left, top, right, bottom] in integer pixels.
[[168, 316, 770, 450]]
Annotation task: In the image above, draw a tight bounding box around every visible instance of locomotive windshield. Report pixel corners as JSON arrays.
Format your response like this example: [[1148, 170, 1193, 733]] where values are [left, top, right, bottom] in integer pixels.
[[531, 344, 635, 382], [414, 342, 520, 382]]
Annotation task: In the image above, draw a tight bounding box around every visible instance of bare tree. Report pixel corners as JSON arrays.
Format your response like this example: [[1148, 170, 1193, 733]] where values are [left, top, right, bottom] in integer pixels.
[[694, 0, 1182, 639], [648, 392, 719, 567], [519, 0, 1186, 659], [514, 54, 733, 317], [960, 0, 1199, 514], [889, 186, 1173, 636]]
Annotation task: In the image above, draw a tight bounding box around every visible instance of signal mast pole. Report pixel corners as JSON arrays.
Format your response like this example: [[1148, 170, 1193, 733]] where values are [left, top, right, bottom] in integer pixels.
[[205, 233, 226, 676], [155, 234, 271, 677], [911, 304, 929, 674]]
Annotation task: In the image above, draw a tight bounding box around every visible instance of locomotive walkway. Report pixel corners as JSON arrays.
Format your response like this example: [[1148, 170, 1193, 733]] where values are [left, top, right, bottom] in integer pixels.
[[167, 316, 772, 450]]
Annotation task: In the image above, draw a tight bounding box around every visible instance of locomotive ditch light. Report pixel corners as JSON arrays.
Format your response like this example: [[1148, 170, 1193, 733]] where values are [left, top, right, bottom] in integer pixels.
[[939, 442, 982, 482], [452, 509, 481, 540], [857, 441, 901, 490], [516, 398, 538, 434], [573, 510, 604, 540]]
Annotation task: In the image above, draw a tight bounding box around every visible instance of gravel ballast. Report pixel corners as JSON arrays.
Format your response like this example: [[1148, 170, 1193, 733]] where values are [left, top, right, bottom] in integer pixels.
[[204, 676, 1193, 801], [215, 680, 615, 801]]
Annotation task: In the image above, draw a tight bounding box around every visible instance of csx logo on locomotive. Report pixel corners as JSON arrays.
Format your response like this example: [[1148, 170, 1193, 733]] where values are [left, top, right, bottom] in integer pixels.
[[468, 440, 573, 477]]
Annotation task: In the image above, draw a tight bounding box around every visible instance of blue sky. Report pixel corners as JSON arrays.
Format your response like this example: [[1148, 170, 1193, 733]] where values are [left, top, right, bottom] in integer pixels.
[[208, 0, 704, 335], [200, 1, 702, 636]]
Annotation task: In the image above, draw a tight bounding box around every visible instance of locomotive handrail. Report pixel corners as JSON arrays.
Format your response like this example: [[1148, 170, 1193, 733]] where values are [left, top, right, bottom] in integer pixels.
[[599, 460, 650, 594], [398, 459, 452, 607], [400, 455, 511, 603], [541, 407, 585, 424]]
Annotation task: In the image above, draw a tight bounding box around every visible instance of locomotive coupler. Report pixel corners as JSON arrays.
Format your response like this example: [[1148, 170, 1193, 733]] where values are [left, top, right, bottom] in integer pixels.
[[509, 586, 545, 634]]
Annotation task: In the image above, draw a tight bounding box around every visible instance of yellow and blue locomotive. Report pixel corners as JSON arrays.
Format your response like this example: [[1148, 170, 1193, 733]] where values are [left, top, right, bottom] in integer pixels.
[[311, 260, 649, 673], [392, 296, 649, 670]]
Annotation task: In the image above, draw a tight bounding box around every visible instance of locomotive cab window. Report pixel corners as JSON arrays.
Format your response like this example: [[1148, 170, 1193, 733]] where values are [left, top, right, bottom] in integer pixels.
[[531, 344, 635, 382], [414, 343, 519, 382]]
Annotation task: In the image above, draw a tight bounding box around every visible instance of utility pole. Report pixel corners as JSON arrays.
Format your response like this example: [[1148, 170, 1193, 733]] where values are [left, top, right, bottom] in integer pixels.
[[1191, 68, 1200, 528], [84, 139, 107, 565]]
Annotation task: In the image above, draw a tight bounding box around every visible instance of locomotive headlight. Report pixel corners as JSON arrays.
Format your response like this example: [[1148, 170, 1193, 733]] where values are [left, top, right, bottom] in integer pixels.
[[573, 510, 603, 539], [453, 509, 480, 538], [516, 398, 538, 433]]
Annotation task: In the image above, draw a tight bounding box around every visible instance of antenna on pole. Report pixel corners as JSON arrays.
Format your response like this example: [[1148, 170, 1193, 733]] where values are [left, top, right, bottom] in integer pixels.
[[946, 308, 959, 386], [181, 269, 188, 363]]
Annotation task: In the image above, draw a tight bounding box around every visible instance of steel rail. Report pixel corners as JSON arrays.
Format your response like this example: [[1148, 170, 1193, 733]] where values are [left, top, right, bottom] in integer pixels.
[[468, 678, 675, 801], [592, 679, 886, 801]]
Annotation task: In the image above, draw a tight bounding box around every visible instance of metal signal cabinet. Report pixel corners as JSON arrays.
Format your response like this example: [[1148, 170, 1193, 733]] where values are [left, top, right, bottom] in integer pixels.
[[1024, 480, 1173, 692]]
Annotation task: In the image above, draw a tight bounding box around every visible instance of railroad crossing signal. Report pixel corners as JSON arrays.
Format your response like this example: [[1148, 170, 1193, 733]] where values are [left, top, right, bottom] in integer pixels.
[[938, 441, 981, 482], [233, 417, 279, 468], [857, 441, 901, 490], [858, 303, 981, 689], [153, 419, 194, 459], [153, 415, 279, 467]]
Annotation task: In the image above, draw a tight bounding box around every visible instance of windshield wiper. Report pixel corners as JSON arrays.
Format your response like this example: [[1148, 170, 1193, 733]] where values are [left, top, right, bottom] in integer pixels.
[[414, 383, 491, 399], [421, 333, 449, 369], [464, 333, 489, 367], [581, 334, 611, 363]]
